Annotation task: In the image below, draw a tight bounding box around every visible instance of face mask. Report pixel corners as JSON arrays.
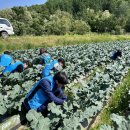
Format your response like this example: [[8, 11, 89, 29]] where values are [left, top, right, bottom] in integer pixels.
[[54, 63, 63, 71]]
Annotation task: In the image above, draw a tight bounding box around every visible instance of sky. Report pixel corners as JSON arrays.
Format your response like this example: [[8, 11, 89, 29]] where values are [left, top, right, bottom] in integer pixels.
[[0, 0, 47, 10]]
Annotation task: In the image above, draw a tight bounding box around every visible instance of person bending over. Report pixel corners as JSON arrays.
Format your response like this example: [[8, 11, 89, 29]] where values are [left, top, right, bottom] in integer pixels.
[[111, 50, 122, 60], [22, 72, 68, 117], [2, 60, 31, 74], [42, 58, 65, 77]]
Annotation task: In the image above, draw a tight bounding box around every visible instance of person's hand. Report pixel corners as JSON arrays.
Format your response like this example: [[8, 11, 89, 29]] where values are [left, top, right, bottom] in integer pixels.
[[62, 95, 67, 100]]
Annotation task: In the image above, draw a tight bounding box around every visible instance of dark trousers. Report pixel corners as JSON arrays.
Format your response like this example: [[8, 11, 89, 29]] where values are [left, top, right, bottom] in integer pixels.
[[19, 103, 29, 125]]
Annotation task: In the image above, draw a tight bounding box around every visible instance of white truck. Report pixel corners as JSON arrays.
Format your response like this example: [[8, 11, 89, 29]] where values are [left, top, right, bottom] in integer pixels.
[[0, 18, 14, 38]]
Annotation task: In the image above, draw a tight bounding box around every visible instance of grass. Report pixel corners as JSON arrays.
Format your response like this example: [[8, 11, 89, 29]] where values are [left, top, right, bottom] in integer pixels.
[[1, 33, 130, 53], [90, 70, 130, 130]]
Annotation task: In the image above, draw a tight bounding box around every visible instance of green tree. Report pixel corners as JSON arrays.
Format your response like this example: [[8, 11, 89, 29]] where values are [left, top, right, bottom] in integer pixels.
[[72, 20, 91, 34], [0, 9, 16, 21], [44, 10, 72, 35]]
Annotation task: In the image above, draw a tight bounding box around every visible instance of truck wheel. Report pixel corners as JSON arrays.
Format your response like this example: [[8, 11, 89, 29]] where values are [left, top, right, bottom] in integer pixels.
[[1, 32, 9, 39]]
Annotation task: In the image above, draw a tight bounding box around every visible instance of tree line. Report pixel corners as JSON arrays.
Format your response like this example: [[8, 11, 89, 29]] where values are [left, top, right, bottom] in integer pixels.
[[0, 0, 130, 35]]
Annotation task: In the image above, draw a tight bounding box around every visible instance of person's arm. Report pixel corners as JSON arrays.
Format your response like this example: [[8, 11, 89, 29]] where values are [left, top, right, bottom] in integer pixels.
[[39, 79, 65, 105], [2, 66, 10, 74], [54, 87, 67, 100]]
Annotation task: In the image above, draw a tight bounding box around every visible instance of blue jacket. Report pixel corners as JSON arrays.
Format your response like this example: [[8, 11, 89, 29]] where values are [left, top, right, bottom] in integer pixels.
[[41, 53, 52, 65], [42, 60, 58, 77], [2, 61, 24, 74], [111, 51, 120, 60], [0, 54, 13, 67], [24, 76, 66, 112]]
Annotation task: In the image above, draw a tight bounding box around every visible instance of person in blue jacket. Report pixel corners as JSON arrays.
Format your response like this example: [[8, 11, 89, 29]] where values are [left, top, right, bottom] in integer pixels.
[[39, 48, 52, 65], [22, 72, 68, 117], [2, 60, 31, 75], [42, 58, 65, 77], [0, 51, 13, 67], [111, 50, 122, 60], [32, 48, 52, 65]]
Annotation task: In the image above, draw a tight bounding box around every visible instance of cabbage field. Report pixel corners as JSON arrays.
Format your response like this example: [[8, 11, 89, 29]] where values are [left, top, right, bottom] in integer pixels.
[[0, 41, 130, 130]]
